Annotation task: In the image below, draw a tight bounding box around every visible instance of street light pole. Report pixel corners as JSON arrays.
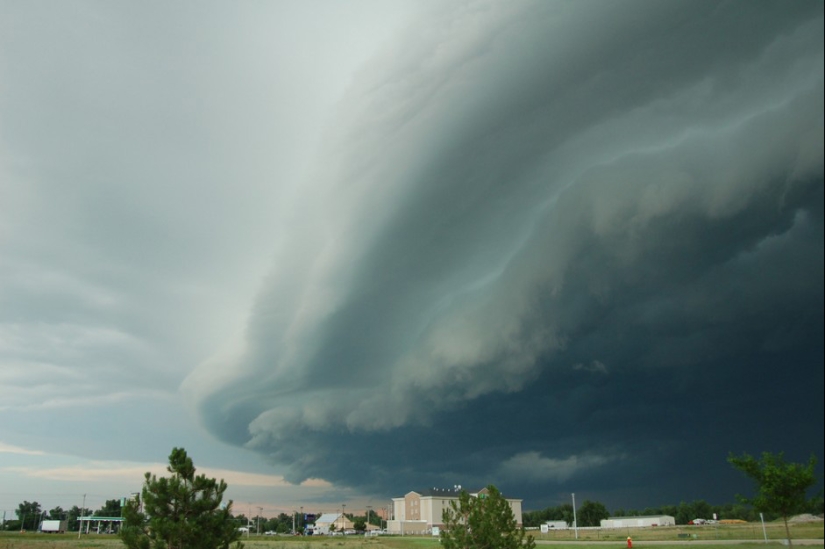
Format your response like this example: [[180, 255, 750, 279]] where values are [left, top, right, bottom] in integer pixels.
[[572, 493, 578, 540], [78, 494, 86, 539]]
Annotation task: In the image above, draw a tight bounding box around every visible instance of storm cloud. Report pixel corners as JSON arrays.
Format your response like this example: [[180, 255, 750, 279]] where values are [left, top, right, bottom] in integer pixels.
[[180, 0, 824, 508]]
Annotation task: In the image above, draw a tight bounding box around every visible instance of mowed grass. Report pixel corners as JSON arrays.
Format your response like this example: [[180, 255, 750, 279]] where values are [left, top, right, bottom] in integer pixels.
[[530, 521, 824, 542], [0, 521, 821, 549]]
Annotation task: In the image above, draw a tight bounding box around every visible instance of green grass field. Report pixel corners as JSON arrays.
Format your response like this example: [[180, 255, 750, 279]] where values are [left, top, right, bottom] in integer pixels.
[[530, 521, 824, 543], [1, 521, 821, 549]]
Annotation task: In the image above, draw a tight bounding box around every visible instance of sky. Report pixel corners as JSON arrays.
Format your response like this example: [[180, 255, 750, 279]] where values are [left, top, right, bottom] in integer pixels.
[[1, 0, 823, 521]]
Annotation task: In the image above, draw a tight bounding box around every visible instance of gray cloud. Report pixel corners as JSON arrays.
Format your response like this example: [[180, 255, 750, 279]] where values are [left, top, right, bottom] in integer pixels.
[[176, 0, 824, 507], [0, 0, 423, 479]]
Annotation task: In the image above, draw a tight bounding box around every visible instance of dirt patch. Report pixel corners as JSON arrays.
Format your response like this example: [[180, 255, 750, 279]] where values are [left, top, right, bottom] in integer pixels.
[[788, 514, 823, 523]]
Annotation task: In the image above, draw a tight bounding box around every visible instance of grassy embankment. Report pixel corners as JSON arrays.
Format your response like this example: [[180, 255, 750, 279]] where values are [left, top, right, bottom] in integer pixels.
[[0, 521, 821, 549]]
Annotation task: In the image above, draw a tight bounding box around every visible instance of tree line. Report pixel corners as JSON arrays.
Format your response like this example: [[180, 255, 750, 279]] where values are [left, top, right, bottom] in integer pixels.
[[1, 499, 335, 534], [5, 448, 820, 547], [523, 493, 823, 527], [3, 499, 119, 532]]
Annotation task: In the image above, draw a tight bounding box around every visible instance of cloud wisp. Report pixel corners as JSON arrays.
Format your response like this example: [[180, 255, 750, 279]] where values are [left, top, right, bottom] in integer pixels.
[[499, 452, 619, 484], [174, 0, 821, 506]]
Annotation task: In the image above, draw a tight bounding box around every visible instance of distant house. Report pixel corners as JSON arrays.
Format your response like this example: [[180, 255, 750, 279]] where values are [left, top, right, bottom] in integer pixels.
[[387, 487, 524, 534], [601, 515, 675, 528], [313, 513, 354, 535]]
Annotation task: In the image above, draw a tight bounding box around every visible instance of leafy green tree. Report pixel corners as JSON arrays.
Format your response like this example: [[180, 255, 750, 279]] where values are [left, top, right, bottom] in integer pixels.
[[659, 505, 678, 519], [353, 518, 366, 531], [48, 506, 66, 520], [441, 486, 535, 549], [522, 503, 574, 527], [15, 501, 42, 531], [68, 505, 91, 532], [261, 512, 291, 533], [96, 499, 122, 517], [3, 519, 22, 531], [120, 447, 243, 549], [691, 500, 713, 521], [675, 502, 691, 525], [577, 500, 609, 527], [808, 494, 823, 515], [728, 451, 819, 547]]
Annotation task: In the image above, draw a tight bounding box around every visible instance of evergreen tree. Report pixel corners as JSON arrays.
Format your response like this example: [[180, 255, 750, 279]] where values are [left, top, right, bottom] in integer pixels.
[[441, 486, 535, 549], [120, 447, 243, 549]]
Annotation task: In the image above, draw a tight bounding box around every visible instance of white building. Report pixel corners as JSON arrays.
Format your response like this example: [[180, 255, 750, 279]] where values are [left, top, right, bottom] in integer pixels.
[[387, 487, 523, 534], [541, 520, 569, 531], [601, 515, 675, 528]]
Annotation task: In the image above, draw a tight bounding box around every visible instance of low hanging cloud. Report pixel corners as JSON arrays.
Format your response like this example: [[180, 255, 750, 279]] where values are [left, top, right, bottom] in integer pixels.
[[499, 452, 618, 483], [573, 361, 608, 375], [184, 0, 823, 505]]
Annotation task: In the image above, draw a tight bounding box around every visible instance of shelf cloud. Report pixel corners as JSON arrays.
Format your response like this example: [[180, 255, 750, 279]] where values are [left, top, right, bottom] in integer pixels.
[[184, 1, 823, 506]]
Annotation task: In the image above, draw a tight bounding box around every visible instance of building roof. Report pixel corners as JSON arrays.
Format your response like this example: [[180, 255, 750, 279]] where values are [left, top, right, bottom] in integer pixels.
[[413, 488, 463, 497], [408, 487, 520, 500], [315, 513, 343, 524], [606, 515, 675, 519]]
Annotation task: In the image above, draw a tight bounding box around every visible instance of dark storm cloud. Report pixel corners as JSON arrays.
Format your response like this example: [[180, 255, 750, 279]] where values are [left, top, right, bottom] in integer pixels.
[[185, 0, 824, 508]]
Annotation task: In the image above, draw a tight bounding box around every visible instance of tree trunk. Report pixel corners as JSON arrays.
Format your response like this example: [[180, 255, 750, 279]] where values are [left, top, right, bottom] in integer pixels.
[[783, 515, 792, 548]]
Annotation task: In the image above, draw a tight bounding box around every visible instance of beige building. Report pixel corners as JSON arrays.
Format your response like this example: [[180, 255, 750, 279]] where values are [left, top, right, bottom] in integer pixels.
[[387, 487, 523, 534], [313, 513, 354, 534]]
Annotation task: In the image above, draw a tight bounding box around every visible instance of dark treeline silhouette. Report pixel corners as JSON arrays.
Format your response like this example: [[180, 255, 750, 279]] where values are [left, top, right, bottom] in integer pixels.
[[1, 499, 325, 534], [523, 497, 824, 528]]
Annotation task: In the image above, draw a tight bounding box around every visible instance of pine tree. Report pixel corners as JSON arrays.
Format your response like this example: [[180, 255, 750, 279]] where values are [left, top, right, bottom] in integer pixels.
[[120, 447, 243, 549], [441, 486, 535, 549]]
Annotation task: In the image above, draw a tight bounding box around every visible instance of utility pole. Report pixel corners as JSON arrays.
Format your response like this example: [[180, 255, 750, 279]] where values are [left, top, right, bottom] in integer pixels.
[[572, 493, 578, 540], [258, 507, 263, 535], [78, 494, 86, 539]]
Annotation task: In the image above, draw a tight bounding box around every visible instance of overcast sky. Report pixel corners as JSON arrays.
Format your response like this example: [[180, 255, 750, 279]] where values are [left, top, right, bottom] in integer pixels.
[[1, 0, 822, 519]]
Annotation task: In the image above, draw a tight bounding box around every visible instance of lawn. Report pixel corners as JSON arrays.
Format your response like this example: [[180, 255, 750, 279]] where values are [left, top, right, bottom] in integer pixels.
[[0, 521, 821, 549], [530, 521, 824, 543]]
